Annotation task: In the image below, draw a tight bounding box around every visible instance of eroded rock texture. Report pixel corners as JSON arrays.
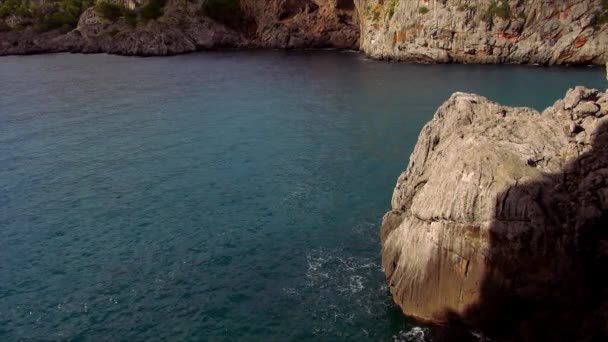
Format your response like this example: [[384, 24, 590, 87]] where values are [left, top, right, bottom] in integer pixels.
[[357, 0, 608, 65], [382, 87, 608, 340], [0, 0, 359, 56], [242, 0, 359, 49], [2, 0, 607, 63]]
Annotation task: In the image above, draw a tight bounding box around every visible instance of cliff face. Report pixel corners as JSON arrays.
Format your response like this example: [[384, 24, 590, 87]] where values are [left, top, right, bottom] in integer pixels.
[[1, 0, 607, 63], [241, 0, 359, 49], [382, 87, 608, 340], [357, 0, 608, 64], [0, 0, 359, 56]]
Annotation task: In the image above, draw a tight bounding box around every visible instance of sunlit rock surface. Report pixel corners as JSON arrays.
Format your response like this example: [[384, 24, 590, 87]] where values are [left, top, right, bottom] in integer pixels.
[[382, 86, 608, 340], [357, 0, 608, 65]]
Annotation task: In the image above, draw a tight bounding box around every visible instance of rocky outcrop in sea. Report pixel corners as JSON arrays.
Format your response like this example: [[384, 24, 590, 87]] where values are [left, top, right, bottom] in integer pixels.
[[381, 86, 608, 340]]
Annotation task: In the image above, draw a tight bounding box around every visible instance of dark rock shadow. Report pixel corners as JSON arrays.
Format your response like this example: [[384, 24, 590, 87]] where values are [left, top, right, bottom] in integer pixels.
[[435, 119, 608, 341]]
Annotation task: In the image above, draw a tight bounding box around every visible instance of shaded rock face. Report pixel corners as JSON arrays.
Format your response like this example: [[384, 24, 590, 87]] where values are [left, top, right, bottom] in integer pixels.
[[0, 0, 359, 56], [357, 0, 608, 65], [242, 0, 359, 49], [382, 87, 608, 340]]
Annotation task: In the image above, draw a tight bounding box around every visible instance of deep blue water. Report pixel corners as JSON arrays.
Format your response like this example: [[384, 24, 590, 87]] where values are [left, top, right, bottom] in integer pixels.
[[0, 51, 605, 341]]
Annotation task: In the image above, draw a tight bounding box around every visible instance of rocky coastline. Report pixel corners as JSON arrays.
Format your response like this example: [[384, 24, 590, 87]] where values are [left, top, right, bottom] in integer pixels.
[[382, 86, 608, 340], [0, 0, 360, 56], [1, 0, 607, 65], [3, 1, 608, 340]]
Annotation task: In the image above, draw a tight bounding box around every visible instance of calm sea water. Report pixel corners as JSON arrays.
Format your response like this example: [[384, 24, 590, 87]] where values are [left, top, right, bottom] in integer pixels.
[[0, 51, 605, 341]]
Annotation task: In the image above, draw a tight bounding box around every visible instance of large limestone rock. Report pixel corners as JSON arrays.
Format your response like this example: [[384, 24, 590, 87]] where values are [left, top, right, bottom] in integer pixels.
[[382, 87, 608, 340], [357, 0, 608, 65]]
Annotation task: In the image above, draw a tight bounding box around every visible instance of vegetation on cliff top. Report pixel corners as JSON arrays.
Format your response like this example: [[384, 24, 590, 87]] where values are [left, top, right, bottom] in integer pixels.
[[140, 0, 166, 21], [0, 0, 168, 32], [200, 0, 240, 21], [0, 0, 95, 32], [95, 0, 166, 26], [95, 1, 129, 21]]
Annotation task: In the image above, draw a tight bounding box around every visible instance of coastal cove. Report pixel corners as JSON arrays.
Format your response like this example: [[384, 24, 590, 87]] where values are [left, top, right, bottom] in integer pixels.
[[1, 0, 607, 65], [0, 51, 606, 340]]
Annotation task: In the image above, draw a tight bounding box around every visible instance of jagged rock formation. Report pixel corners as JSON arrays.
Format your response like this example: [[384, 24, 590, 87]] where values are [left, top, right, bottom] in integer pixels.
[[357, 0, 608, 65], [381, 87, 608, 340], [0, 0, 359, 56]]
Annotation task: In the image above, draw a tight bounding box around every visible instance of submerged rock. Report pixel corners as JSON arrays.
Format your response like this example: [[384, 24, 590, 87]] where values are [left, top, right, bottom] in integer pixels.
[[382, 86, 608, 340]]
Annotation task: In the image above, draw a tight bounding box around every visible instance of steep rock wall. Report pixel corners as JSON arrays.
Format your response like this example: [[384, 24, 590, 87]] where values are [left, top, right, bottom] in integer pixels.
[[357, 0, 608, 64]]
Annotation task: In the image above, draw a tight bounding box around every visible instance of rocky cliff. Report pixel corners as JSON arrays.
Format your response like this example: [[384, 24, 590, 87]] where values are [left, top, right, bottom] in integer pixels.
[[2, 0, 607, 63], [382, 87, 608, 340], [0, 0, 359, 56], [357, 0, 608, 64]]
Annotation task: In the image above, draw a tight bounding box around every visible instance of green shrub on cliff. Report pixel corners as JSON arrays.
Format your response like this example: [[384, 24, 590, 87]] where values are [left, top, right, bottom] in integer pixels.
[[594, 0, 608, 29], [34, 11, 75, 32], [140, 0, 166, 21], [0, 0, 95, 31], [124, 8, 137, 27], [385, 0, 398, 19], [95, 1, 126, 21], [202, 0, 240, 20], [418, 6, 429, 15], [0, 0, 29, 18], [483, 0, 512, 21], [0, 20, 10, 32], [95, 1, 143, 26]]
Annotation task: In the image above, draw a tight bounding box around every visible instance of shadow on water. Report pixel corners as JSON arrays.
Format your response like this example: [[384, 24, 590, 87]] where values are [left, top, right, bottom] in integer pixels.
[[434, 120, 608, 341]]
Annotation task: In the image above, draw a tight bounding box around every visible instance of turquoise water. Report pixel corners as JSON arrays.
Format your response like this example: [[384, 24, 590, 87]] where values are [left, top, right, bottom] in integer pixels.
[[0, 51, 605, 341]]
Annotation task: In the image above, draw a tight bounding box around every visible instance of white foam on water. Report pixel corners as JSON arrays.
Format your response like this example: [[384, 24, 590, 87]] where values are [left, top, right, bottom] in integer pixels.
[[348, 275, 363, 294], [282, 287, 298, 296], [471, 330, 492, 341], [303, 247, 396, 331], [305, 248, 380, 290], [394, 326, 431, 342]]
